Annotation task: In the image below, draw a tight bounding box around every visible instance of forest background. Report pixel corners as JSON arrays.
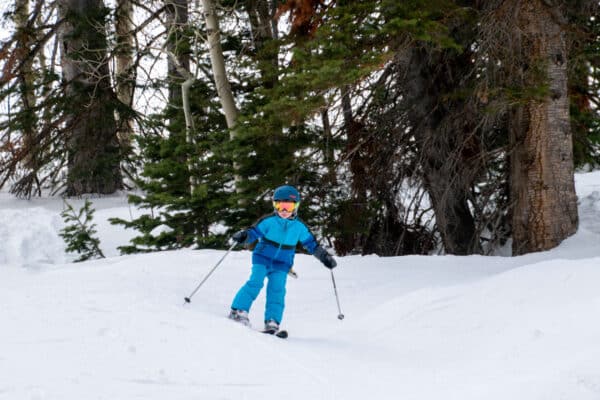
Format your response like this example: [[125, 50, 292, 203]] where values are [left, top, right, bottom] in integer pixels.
[[1, 0, 599, 258]]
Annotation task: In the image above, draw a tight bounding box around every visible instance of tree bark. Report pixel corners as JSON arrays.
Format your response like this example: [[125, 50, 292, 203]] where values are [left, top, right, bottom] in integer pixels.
[[200, 0, 242, 189], [200, 0, 239, 131], [509, 1, 578, 255], [115, 0, 135, 147], [15, 0, 40, 195], [165, 0, 189, 106], [164, 0, 196, 190], [59, 0, 122, 195]]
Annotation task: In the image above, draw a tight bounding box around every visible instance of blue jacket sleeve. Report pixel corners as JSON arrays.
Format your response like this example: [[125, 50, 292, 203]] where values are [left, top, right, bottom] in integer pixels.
[[245, 216, 268, 244], [298, 222, 318, 254]]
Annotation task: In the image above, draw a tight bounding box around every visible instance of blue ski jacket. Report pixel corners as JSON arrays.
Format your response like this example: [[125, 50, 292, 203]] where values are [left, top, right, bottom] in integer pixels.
[[243, 213, 319, 271]]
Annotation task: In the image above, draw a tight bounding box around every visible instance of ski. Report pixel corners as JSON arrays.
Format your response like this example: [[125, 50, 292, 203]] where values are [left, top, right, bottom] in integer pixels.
[[228, 315, 288, 338], [262, 329, 288, 339]]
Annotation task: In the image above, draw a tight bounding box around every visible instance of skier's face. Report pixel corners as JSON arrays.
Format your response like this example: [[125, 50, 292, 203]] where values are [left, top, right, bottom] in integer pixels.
[[273, 201, 297, 219], [277, 209, 293, 219]]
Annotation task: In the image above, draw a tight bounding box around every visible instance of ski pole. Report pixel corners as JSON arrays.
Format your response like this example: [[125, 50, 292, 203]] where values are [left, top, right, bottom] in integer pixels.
[[184, 241, 237, 304], [330, 269, 345, 320]]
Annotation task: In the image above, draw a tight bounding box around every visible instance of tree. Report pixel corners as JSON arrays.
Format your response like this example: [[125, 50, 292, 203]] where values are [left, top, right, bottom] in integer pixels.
[[273, 0, 474, 255], [58, 0, 123, 195], [1, 0, 128, 197], [397, 12, 483, 255], [271, 0, 592, 256], [200, 0, 239, 130], [508, 1, 578, 254], [478, 0, 584, 254], [14, 0, 41, 196], [568, 2, 600, 168], [60, 199, 105, 262], [200, 0, 245, 192], [111, 0, 233, 252], [114, 0, 136, 149], [2, 0, 595, 257]]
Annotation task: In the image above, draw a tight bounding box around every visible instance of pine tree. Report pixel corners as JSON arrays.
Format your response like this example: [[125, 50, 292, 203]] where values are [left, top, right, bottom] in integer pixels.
[[60, 199, 105, 262], [111, 80, 232, 253], [249, 0, 458, 255]]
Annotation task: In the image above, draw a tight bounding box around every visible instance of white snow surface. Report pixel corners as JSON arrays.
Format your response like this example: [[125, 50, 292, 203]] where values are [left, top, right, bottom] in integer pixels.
[[2, 172, 600, 399]]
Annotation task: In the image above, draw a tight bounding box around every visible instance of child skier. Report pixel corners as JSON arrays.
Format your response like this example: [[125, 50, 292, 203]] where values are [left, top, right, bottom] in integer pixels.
[[228, 185, 337, 333]]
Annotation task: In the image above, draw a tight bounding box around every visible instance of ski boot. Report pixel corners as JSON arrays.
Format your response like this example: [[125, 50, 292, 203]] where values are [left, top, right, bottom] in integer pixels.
[[228, 309, 250, 326]]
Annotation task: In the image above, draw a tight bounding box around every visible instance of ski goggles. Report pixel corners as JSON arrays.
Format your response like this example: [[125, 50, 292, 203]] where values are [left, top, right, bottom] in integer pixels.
[[273, 201, 299, 213]]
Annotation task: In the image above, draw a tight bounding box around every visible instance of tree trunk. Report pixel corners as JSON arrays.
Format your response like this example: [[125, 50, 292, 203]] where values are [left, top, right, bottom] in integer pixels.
[[164, 0, 196, 190], [200, 0, 239, 130], [115, 0, 135, 148], [321, 108, 336, 184], [401, 47, 480, 255], [15, 0, 40, 196], [165, 0, 189, 106], [246, 0, 278, 88], [509, 1, 578, 255], [200, 0, 242, 189], [247, 0, 275, 48], [59, 0, 122, 195], [423, 158, 478, 255]]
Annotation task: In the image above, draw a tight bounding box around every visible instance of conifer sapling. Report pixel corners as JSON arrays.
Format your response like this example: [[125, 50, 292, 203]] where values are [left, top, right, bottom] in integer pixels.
[[60, 199, 105, 262]]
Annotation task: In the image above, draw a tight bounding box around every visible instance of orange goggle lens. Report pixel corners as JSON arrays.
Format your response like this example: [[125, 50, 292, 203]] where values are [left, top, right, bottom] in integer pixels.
[[273, 201, 298, 212]]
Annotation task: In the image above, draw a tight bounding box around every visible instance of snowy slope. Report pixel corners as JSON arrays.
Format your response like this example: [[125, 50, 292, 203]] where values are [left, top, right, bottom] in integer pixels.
[[1, 172, 600, 400]]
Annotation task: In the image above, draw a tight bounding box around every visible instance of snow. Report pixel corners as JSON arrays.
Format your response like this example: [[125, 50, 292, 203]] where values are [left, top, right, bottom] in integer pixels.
[[2, 173, 600, 400]]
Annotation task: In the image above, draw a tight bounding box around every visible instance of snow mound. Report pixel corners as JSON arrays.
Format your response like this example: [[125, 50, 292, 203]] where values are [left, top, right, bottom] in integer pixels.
[[0, 207, 66, 267], [2, 171, 600, 399]]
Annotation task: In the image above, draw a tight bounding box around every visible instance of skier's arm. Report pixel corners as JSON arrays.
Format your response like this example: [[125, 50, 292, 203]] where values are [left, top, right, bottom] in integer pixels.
[[299, 224, 318, 253], [232, 217, 269, 244], [246, 225, 264, 243], [299, 225, 337, 269]]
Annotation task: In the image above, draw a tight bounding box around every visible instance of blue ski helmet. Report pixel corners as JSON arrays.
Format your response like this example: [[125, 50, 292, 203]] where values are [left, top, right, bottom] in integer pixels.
[[273, 185, 301, 203]]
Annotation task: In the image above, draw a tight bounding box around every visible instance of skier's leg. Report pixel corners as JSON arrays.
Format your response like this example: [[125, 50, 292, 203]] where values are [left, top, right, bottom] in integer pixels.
[[264, 269, 288, 324], [231, 264, 267, 312]]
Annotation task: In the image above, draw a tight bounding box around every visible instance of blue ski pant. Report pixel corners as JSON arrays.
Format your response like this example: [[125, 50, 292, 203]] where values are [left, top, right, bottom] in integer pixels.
[[231, 264, 288, 324]]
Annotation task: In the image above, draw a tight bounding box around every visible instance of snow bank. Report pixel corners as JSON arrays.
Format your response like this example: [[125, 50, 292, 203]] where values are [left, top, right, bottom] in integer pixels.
[[1, 171, 600, 399], [0, 193, 137, 267], [0, 206, 66, 267]]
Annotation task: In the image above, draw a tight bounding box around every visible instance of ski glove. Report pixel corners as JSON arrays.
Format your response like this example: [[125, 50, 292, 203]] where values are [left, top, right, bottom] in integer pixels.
[[232, 230, 248, 244], [314, 246, 337, 269]]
